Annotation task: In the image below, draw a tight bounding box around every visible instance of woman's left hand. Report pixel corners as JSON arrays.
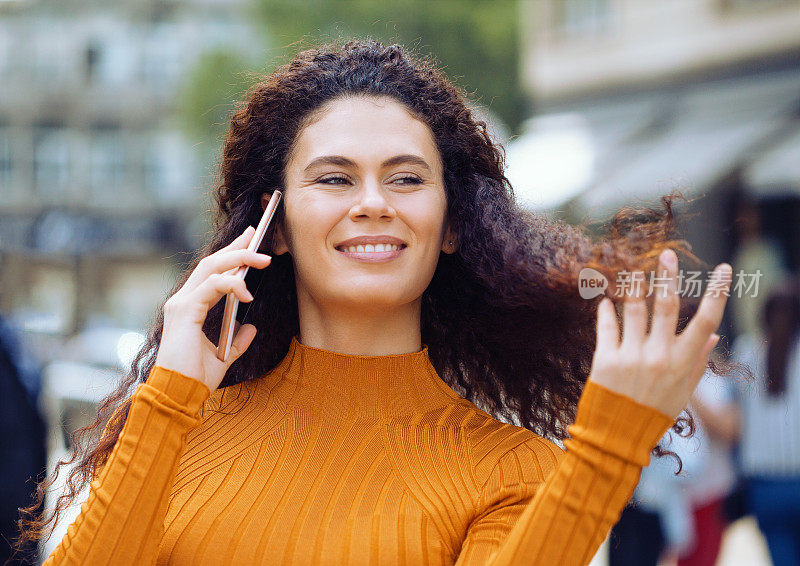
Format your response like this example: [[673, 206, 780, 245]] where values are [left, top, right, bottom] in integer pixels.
[[587, 248, 733, 419]]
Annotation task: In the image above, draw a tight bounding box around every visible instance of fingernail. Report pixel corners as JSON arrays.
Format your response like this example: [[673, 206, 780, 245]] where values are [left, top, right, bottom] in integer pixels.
[[660, 249, 675, 265]]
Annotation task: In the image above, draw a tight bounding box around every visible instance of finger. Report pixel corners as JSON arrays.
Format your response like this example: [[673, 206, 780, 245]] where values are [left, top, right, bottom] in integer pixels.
[[218, 226, 256, 254], [595, 296, 620, 353], [677, 263, 732, 364], [649, 249, 680, 345], [210, 249, 271, 274], [227, 323, 257, 365], [192, 273, 253, 310], [186, 250, 271, 291], [621, 271, 647, 349], [182, 227, 258, 291], [686, 333, 720, 393]]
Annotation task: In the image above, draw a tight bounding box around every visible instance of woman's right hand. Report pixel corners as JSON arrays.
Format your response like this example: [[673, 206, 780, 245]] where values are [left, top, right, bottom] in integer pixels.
[[587, 249, 731, 420], [154, 226, 272, 393]]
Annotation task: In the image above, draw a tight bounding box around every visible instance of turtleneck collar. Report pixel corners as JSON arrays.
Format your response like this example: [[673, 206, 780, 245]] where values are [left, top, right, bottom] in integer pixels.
[[263, 334, 462, 420]]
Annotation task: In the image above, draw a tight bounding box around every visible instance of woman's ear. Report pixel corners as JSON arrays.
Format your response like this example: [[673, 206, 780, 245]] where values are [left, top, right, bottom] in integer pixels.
[[261, 192, 289, 255], [441, 223, 458, 254]]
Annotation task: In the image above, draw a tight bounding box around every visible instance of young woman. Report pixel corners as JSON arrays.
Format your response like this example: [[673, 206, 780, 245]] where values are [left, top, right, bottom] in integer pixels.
[[17, 39, 732, 565]]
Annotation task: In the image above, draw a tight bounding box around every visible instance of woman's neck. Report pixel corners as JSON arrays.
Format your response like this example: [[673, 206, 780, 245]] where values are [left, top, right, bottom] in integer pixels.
[[296, 290, 423, 356]]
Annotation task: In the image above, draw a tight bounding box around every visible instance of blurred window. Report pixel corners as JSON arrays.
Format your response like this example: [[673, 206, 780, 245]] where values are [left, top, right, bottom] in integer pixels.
[[0, 128, 10, 189], [84, 41, 101, 83], [144, 131, 193, 204], [84, 33, 135, 86], [0, 23, 9, 77], [141, 23, 182, 88], [553, 0, 611, 35], [720, 0, 799, 9], [105, 261, 175, 329], [34, 126, 71, 196], [34, 19, 69, 83], [89, 127, 126, 197], [17, 263, 77, 335]]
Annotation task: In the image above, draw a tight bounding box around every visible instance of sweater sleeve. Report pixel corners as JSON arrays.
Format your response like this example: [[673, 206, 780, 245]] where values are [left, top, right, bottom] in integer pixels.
[[455, 380, 675, 566], [42, 366, 211, 566]]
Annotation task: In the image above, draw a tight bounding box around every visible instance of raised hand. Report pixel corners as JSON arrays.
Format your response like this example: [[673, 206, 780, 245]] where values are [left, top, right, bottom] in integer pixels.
[[154, 226, 272, 393], [588, 248, 733, 419]]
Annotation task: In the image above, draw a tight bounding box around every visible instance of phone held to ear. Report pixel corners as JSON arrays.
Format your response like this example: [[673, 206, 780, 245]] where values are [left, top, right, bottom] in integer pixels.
[[217, 190, 283, 362]]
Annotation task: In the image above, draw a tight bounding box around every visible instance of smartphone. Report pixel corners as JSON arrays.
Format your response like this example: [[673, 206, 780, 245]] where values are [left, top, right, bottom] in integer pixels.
[[217, 190, 283, 362]]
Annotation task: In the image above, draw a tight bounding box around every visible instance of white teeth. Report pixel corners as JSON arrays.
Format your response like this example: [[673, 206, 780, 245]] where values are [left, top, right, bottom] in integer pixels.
[[341, 244, 401, 253]]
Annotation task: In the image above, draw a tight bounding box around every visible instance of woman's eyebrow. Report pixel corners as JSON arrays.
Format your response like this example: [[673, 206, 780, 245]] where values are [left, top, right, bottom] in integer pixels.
[[303, 154, 432, 173]]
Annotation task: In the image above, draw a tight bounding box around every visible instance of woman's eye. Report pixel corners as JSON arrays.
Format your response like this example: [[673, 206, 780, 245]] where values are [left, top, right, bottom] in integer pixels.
[[395, 176, 423, 185], [317, 175, 423, 185], [318, 176, 349, 185]]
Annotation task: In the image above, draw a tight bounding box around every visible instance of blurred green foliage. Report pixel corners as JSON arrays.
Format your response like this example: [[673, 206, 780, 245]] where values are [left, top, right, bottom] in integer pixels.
[[177, 48, 256, 159], [179, 0, 523, 158], [252, 0, 523, 130]]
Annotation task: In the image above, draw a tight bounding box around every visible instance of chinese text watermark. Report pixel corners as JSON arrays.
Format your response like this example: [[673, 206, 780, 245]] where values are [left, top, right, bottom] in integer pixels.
[[577, 268, 758, 300]]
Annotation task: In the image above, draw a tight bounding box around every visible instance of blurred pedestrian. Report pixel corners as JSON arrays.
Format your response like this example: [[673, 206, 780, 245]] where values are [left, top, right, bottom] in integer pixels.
[[609, 423, 703, 566], [609, 291, 737, 566], [676, 362, 739, 566], [0, 314, 47, 565], [731, 276, 800, 566], [729, 195, 788, 338]]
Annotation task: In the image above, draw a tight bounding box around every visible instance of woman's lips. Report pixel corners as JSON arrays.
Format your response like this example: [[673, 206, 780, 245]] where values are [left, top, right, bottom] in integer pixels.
[[335, 245, 406, 262]]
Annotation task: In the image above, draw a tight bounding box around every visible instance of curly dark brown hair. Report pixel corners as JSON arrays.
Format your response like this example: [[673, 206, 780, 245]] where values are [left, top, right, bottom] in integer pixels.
[[13, 37, 742, 559]]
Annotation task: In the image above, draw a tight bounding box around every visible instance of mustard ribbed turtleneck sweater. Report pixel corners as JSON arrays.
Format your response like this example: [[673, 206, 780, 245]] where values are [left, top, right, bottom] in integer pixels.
[[44, 335, 674, 565]]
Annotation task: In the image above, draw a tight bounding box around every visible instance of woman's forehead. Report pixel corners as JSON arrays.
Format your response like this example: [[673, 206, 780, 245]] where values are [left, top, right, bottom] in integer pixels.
[[289, 96, 441, 171]]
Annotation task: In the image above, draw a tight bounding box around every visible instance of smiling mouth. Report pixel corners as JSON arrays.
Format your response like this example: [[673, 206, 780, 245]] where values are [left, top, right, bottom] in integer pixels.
[[335, 243, 407, 253], [334, 243, 407, 262]]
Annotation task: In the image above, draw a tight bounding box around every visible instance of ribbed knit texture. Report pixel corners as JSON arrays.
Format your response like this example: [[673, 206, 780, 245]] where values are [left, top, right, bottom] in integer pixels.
[[43, 335, 674, 565]]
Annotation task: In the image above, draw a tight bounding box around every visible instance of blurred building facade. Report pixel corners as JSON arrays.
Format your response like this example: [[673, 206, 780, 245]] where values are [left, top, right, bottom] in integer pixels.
[[0, 0, 260, 346], [0, 1, 265, 559], [510, 0, 800, 339]]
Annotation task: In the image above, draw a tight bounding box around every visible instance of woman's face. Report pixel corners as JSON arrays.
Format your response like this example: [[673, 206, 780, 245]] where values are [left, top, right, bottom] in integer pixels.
[[267, 95, 457, 312]]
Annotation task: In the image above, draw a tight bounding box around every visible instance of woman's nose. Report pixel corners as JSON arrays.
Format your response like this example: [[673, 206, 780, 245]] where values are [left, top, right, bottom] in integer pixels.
[[349, 178, 395, 220]]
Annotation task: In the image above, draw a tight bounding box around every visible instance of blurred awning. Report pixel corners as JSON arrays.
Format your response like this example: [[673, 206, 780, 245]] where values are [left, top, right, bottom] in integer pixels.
[[573, 113, 783, 220], [505, 92, 667, 212], [744, 126, 800, 197], [510, 66, 800, 220], [504, 113, 595, 211]]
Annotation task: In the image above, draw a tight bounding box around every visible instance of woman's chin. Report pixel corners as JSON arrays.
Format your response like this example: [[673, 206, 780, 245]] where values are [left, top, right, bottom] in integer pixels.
[[324, 286, 417, 309]]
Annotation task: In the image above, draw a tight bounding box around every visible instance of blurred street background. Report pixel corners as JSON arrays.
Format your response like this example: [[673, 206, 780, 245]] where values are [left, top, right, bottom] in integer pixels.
[[1, 0, 799, 564]]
